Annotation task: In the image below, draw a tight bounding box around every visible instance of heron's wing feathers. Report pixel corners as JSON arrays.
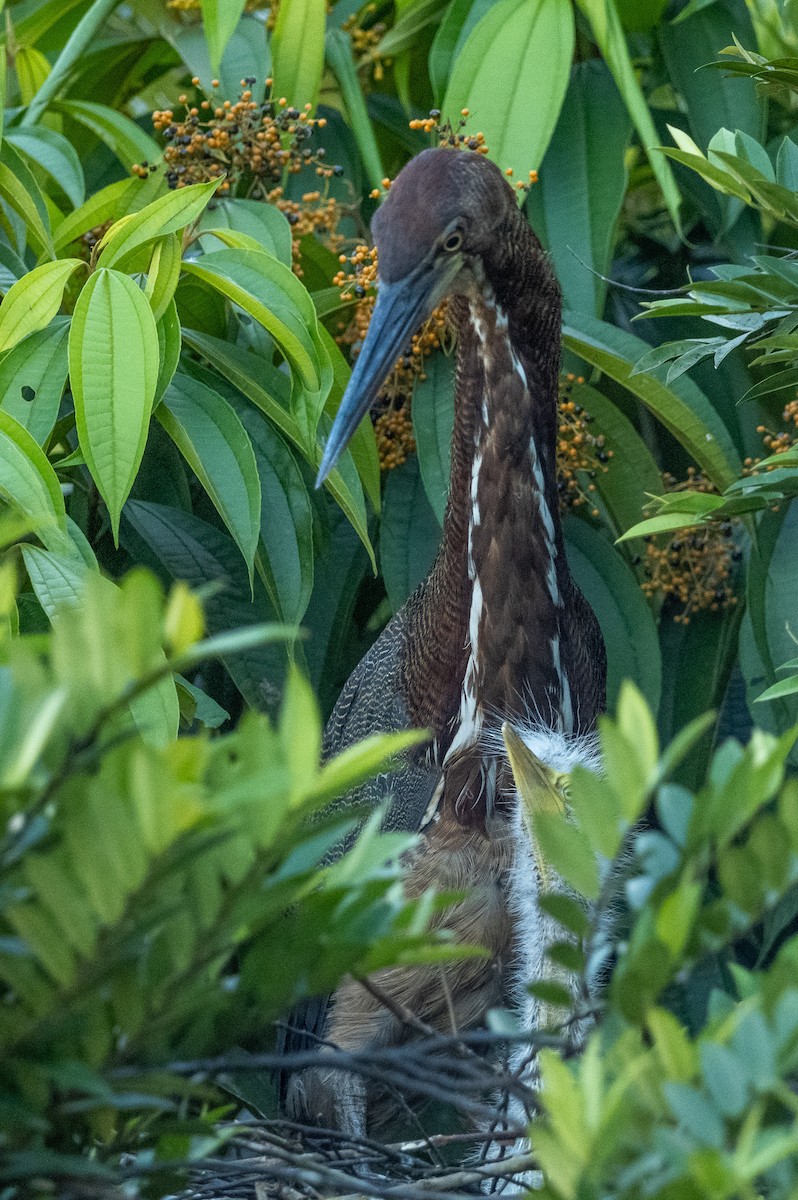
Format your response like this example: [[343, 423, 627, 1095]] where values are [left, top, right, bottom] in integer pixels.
[[277, 609, 441, 1111], [322, 608, 441, 834]]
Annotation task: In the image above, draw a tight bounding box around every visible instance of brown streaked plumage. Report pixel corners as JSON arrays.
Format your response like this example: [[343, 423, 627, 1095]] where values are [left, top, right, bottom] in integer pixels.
[[279, 147, 606, 1136]]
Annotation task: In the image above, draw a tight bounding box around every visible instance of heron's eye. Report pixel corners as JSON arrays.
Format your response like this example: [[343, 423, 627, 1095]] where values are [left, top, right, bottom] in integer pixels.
[[443, 232, 462, 253]]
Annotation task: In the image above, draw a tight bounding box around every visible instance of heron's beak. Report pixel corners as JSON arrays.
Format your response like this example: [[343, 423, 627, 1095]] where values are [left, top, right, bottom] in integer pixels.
[[315, 257, 459, 487]]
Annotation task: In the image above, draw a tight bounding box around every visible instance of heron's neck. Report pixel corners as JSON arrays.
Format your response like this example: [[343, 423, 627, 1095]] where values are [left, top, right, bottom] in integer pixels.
[[404, 229, 573, 762]]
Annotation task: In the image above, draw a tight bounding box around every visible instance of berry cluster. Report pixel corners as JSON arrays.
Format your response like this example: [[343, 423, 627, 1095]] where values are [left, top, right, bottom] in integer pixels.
[[141, 79, 334, 196], [556, 376, 612, 514], [343, 5, 389, 83], [374, 407, 416, 471], [641, 470, 739, 624], [274, 187, 344, 274], [752, 396, 798, 460], [404, 111, 538, 196]]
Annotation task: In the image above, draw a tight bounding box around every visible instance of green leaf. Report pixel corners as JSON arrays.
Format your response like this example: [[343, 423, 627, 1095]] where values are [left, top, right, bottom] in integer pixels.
[[526, 60, 631, 315], [154, 299, 182, 405], [755, 675, 798, 703], [617, 512, 707, 541], [0, 260, 83, 355], [564, 516, 661, 713], [562, 312, 742, 489], [325, 28, 385, 193], [0, 409, 66, 535], [659, 0, 762, 233], [97, 179, 218, 269], [197, 198, 293, 268], [271, 0, 326, 108], [199, 0, 248, 71], [170, 15, 271, 105], [68, 269, 159, 542], [5, 126, 85, 209], [381, 455, 441, 612], [615, 0, 669, 30], [534, 808, 600, 900], [700, 1042, 748, 1118], [144, 233, 183, 323], [182, 329, 375, 569], [53, 173, 167, 253], [21, 543, 92, 620], [182, 249, 323, 395], [127, 669, 180, 749], [412, 349, 455, 525], [575, 0, 682, 231], [157, 373, 261, 584], [312, 729, 430, 807], [122, 501, 284, 710], [444, 0, 574, 179], [13, 45, 50, 107], [0, 143, 54, 257], [574, 383, 661, 549], [0, 319, 69, 446], [234, 401, 314, 626], [51, 99, 161, 168], [429, 0, 495, 103], [376, 0, 449, 57]]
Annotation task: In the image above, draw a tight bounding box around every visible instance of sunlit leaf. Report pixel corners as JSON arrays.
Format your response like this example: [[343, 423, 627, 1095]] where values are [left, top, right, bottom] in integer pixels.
[[69, 269, 159, 541]]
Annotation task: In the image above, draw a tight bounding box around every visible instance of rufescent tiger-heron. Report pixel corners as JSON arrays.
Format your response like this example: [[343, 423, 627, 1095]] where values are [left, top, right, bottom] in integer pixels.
[[280, 146, 607, 1142]]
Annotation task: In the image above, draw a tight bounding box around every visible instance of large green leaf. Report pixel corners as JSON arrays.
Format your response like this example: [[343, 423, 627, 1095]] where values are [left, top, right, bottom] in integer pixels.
[[0, 154, 53, 258], [563, 516, 661, 713], [122, 500, 284, 711], [375, 0, 449, 57], [271, 0, 326, 109], [615, 0, 668, 30], [575, 383, 661, 553], [197, 198, 293, 268], [411, 349, 455, 525], [0, 409, 66, 537], [182, 329, 375, 569], [526, 60, 631, 315], [325, 28, 385, 194], [182, 249, 323, 397], [199, 0, 247, 71], [97, 180, 217, 269], [659, 0, 762, 234], [154, 298, 182, 405], [21, 544, 93, 621], [0, 318, 69, 445], [562, 312, 742, 490], [6, 0, 88, 46], [5, 126, 85, 209], [68, 269, 159, 541], [380, 455, 441, 612], [235, 402, 315, 626], [52, 173, 167, 253], [157, 373, 261, 584], [144, 233, 183, 323], [52, 99, 161, 168], [443, 0, 574, 179], [169, 15, 271, 104], [743, 506, 798, 734], [429, 0, 495, 104], [574, 0, 682, 231], [0, 260, 83, 354]]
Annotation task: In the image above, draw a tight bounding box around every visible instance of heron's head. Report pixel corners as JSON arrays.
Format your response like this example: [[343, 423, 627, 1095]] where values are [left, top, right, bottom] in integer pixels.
[[316, 148, 516, 484]]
